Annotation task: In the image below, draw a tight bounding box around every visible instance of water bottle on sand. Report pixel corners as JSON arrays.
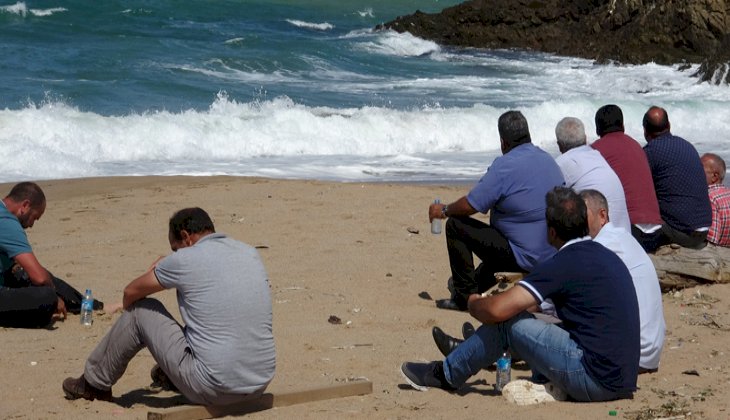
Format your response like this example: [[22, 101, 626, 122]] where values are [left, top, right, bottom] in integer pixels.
[[80, 289, 93, 326]]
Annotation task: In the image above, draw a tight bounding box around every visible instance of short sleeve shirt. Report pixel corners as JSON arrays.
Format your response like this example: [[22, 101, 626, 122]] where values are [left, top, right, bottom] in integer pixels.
[[466, 143, 565, 270], [155, 233, 275, 394], [0, 201, 32, 285], [518, 239, 640, 392]]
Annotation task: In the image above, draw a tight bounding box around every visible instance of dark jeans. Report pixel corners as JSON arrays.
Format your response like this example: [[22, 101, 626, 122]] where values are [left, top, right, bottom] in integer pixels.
[[445, 217, 523, 309]]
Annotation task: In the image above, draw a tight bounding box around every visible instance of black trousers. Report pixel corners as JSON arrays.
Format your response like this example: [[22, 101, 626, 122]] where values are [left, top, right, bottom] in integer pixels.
[[445, 216, 523, 309], [0, 266, 103, 328], [632, 224, 708, 252]]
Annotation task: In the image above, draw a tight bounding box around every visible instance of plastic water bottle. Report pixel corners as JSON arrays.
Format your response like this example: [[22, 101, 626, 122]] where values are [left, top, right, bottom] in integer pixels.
[[80, 289, 93, 326], [495, 351, 511, 392], [431, 199, 442, 234]]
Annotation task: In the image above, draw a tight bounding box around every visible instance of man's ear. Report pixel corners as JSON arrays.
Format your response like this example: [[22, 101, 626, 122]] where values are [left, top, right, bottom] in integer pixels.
[[599, 208, 609, 225], [19, 199, 32, 215]]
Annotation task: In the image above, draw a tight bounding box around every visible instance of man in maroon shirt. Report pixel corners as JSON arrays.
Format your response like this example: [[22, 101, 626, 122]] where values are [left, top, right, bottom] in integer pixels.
[[591, 105, 663, 252]]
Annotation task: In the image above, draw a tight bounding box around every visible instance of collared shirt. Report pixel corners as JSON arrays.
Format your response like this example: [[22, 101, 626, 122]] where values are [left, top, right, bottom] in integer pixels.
[[594, 222, 665, 370], [707, 183, 730, 246], [466, 143, 565, 271], [518, 239, 639, 392], [643, 133, 711, 232], [556, 145, 631, 232]]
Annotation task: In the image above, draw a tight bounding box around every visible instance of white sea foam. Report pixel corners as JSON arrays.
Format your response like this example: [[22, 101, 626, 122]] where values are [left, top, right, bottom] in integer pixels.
[[0, 2, 66, 17], [356, 30, 440, 57], [285, 19, 333, 31], [357, 8, 374, 18], [0, 90, 728, 182]]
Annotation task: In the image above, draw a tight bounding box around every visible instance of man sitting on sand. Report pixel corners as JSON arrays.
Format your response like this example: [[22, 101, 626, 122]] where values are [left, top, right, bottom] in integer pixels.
[[591, 104, 663, 252], [701, 153, 730, 247], [643, 106, 711, 250], [433, 189, 665, 375], [554, 117, 630, 231], [428, 110, 564, 311], [405, 187, 640, 402], [0, 182, 101, 328], [63, 207, 275, 405]]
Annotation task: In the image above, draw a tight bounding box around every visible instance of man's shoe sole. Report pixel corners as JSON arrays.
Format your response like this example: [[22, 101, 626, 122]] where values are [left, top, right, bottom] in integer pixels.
[[400, 363, 429, 392]]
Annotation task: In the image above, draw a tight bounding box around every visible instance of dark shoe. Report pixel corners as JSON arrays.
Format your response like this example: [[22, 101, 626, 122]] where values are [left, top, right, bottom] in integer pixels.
[[62, 375, 113, 402], [400, 361, 455, 391], [432, 326, 462, 357], [150, 364, 179, 392], [462, 321, 476, 340], [435, 298, 466, 311]]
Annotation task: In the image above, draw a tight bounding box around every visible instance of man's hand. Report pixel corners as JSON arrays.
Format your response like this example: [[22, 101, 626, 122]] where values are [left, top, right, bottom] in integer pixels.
[[428, 202, 446, 222], [53, 297, 67, 321]]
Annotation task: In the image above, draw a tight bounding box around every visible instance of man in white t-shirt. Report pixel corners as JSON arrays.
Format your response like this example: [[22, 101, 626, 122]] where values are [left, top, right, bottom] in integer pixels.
[[555, 117, 631, 232], [580, 189, 665, 371]]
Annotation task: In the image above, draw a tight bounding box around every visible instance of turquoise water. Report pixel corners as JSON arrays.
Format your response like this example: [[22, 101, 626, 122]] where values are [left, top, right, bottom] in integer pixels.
[[1, 0, 729, 182]]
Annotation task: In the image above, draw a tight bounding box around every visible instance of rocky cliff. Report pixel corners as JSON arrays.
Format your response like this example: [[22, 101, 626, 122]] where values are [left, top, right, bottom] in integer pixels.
[[378, 0, 730, 84]]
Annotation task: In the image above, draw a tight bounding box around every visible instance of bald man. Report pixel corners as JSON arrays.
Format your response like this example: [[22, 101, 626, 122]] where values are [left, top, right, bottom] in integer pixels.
[[701, 153, 730, 246], [643, 106, 711, 250]]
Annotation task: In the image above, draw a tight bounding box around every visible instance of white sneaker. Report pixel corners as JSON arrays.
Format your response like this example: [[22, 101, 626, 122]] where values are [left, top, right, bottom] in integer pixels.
[[502, 379, 568, 405]]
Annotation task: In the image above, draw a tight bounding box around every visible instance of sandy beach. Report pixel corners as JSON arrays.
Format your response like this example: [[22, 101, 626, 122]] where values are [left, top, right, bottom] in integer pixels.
[[1, 176, 729, 419]]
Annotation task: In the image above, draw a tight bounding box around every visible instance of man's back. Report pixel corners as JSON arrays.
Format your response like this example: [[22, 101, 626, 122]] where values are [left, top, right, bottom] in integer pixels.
[[519, 239, 640, 393], [155, 233, 275, 394], [644, 133, 712, 232], [592, 132, 662, 226], [0, 201, 31, 278], [556, 145, 630, 231], [467, 143, 565, 270], [594, 223, 665, 370]]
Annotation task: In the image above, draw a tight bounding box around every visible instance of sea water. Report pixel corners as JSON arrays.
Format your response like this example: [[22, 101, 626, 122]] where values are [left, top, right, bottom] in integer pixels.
[[1, 0, 729, 183]]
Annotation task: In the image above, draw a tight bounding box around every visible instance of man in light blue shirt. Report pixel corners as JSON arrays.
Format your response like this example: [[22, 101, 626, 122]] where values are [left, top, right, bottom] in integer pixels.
[[429, 111, 564, 311]]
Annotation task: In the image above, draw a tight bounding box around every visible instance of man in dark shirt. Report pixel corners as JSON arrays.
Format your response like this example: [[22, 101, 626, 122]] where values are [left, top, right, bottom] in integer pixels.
[[402, 187, 640, 402], [643, 106, 711, 249]]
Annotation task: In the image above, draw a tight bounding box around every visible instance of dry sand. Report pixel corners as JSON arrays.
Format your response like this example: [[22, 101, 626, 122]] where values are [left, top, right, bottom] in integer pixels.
[[1, 176, 729, 419]]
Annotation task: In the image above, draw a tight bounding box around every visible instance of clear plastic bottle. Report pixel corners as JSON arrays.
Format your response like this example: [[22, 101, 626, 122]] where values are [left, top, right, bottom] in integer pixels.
[[431, 198, 442, 234], [495, 350, 511, 392], [80, 289, 93, 326]]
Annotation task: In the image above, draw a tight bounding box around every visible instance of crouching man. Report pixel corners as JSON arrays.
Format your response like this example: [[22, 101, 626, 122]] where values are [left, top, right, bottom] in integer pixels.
[[402, 187, 639, 402], [63, 207, 275, 405]]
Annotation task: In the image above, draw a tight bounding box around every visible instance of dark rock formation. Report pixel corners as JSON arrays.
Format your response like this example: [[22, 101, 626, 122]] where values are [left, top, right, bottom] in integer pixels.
[[378, 0, 730, 84]]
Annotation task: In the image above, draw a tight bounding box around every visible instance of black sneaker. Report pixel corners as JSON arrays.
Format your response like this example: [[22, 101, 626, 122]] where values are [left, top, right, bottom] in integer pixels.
[[462, 321, 476, 340], [150, 364, 179, 392], [62, 375, 113, 402], [432, 326, 462, 357], [400, 361, 456, 391]]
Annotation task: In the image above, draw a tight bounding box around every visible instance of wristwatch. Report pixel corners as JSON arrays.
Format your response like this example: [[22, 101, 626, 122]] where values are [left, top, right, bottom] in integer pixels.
[[441, 204, 449, 218]]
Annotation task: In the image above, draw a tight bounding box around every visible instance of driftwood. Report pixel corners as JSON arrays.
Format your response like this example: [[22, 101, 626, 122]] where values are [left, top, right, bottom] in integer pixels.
[[147, 380, 373, 420], [650, 244, 730, 291]]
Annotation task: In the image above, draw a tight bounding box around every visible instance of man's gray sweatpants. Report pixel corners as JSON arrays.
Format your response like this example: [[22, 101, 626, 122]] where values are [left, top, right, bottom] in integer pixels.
[[83, 298, 266, 405]]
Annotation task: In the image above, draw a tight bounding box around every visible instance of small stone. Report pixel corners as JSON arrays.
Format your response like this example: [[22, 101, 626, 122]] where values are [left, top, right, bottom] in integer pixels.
[[407, 226, 419, 234], [328, 315, 342, 325]]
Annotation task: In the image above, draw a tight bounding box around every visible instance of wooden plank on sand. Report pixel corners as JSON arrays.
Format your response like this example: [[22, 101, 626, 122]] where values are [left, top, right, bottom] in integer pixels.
[[650, 243, 730, 290], [147, 380, 373, 420]]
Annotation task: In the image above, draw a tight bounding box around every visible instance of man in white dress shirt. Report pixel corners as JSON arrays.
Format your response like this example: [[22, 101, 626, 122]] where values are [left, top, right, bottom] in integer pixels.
[[581, 189, 665, 372], [555, 117, 631, 232]]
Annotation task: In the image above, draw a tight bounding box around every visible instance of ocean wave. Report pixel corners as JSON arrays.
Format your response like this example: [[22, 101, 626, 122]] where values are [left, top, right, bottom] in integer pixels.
[[356, 30, 440, 57], [357, 8, 374, 18], [285, 19, 334, 31], [0, 2, 66, 17]]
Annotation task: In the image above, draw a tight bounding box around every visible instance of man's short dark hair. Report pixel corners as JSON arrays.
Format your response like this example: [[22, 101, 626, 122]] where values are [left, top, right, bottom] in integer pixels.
[[545, 187, 588, 242], [595, 104, 624, 136], [642, 106, 670, 136], [498, 110, 531, 149], [6, 182, 45, 208], [169, 207, 215, 241]]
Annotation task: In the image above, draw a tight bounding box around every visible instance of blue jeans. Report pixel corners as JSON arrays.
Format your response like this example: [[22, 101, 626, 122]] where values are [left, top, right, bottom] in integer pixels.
[[443, 312, 631, 402]]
